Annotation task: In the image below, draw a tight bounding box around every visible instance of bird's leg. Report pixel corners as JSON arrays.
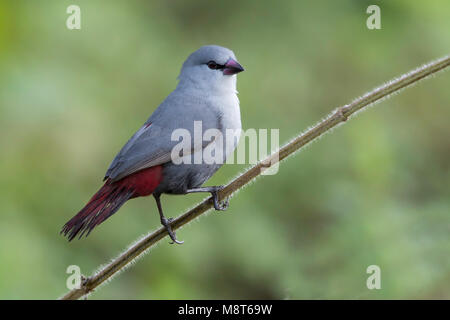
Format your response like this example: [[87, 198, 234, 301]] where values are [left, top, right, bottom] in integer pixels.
[[153, 194, 184, 244], [185, 186, 229, 211]]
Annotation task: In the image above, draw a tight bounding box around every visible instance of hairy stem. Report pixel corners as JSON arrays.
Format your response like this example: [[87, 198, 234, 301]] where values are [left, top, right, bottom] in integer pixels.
[[60, 55, 450, 300]]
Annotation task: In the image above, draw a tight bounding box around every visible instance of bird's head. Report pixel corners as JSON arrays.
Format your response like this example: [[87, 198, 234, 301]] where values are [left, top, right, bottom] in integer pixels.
[[177, 45, 244, 94]]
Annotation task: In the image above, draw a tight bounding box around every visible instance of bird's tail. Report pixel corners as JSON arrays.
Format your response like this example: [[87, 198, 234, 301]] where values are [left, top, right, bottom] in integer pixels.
[[61, 180, 134, 241]]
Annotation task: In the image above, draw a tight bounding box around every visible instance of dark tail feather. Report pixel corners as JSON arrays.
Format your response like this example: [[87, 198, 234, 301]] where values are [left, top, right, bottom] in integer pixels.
[[61, 181, 134, 241]]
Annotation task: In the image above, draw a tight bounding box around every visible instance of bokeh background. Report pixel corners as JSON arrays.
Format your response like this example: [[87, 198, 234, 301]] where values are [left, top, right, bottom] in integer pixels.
[[0, 0, 449, 299]]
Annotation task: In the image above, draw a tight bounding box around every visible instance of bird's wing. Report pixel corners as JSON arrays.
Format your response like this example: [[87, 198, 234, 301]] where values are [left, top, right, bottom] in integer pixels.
[[104, 123, 172, 181], [104, 94, 220, 181]]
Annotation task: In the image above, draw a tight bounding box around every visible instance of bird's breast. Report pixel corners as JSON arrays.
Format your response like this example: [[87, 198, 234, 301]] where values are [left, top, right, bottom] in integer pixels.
[[215, 94, 242, 153]]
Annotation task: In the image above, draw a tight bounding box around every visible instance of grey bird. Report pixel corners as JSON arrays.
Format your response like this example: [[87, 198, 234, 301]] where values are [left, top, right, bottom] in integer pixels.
[[61, 45, 244, 244]]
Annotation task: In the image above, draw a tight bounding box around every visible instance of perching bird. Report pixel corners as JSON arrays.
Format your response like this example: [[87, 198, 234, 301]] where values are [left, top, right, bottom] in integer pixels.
[[61, 45, 244, 244]]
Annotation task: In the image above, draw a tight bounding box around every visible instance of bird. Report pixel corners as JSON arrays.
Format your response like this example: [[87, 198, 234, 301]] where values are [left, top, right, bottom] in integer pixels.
[[61, 45, 244, 244]]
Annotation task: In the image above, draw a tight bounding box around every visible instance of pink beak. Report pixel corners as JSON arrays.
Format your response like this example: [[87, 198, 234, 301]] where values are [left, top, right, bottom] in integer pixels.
[[223, 58, 245, 75]]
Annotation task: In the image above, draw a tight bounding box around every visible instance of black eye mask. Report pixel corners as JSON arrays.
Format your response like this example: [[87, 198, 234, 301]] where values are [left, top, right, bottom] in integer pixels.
[[207, 61, 225, 70]]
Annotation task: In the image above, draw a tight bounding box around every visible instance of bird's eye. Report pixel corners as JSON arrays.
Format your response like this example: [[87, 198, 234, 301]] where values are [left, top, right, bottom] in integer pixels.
[[207, 61, 220, 70]]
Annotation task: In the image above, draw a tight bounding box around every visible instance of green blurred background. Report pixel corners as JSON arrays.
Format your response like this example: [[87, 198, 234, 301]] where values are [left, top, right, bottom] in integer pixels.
[[0, 0, 449, 299]]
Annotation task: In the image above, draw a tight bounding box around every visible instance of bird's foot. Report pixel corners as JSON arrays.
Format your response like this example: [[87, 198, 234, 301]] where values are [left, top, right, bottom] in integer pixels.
[[161, 217, 184, 244], [210, 186, 229, 211], [185, 185, 229, 212]]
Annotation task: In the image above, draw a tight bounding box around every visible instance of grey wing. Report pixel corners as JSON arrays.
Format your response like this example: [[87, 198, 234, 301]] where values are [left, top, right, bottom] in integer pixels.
[[104, 123, 174, 181], [104, 95, 219, 182]]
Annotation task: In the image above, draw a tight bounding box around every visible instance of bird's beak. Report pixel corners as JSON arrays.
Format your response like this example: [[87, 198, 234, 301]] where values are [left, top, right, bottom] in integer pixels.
[[223, 58, 245, 75]]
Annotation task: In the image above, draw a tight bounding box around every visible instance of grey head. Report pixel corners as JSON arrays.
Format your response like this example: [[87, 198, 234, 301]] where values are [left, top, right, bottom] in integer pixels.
[[177, 45, 244, 93]]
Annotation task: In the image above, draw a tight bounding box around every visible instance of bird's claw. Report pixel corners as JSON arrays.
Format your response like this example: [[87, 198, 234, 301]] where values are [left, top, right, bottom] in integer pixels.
[[161, 217, 184, 245], [169, 239, 184, 245], [211, 187, 229, 211], [215, 197, 229, 211]]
